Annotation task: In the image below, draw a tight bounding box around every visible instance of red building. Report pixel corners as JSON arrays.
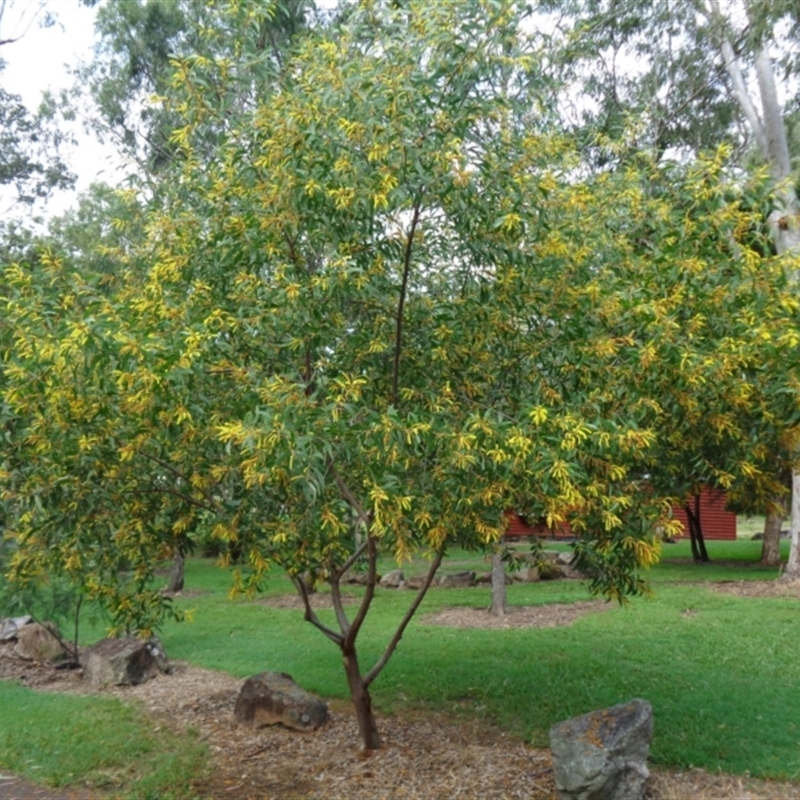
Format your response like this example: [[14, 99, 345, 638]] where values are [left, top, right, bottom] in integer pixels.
[[669, 486, 737, 540], [504, 487, 736, 541]]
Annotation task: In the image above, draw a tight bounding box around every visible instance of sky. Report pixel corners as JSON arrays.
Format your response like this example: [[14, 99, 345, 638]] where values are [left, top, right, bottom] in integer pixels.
[[1, 0, 122, 218]]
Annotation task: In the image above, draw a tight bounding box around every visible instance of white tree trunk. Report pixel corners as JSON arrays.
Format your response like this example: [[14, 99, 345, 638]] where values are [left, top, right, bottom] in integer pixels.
[[786, 473, 800, 578]]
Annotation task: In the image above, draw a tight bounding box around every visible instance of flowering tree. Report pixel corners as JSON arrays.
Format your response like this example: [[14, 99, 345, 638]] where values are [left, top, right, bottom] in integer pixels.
[[3, 0, 798, 749]]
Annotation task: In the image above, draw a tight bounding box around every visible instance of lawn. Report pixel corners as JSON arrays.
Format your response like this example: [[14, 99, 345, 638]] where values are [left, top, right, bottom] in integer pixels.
[[0, 680, 208, 798], [2, 533, 799, 796]]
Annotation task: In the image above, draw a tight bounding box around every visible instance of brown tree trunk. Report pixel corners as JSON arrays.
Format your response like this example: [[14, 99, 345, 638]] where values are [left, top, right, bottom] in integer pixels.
[[490, 550, 507, 617], [342, 645, 380, 750], [165, 551, 185, 593], [761, 507, 784, 567]]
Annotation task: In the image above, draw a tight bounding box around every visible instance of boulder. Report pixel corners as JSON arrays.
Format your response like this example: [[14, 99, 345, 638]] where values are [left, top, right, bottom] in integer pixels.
[[404, 575, 428, 590], [14, 622, 67, 662], [549, 699, 653, 800], [81, 636, 170, 686], [538, 561, 564, 580], [511, 566, 540, 583], [556, 551, 574, 566], [438, 571, 476, 588], [0, 615, 32, 642], [476, 571, 513, 585], [379, 569, 405, 588], [234, 671, 328, 732], [342, 569, 376, 586]]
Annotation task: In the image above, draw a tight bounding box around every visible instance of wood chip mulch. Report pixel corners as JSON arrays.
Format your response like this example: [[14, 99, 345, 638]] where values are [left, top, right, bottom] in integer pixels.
[[709, 577, 800, 599]]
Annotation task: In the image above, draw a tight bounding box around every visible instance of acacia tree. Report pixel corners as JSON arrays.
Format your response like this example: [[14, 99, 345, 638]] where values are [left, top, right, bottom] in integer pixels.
[[3, 0, 799, 750], [543, 0, 800, 567]]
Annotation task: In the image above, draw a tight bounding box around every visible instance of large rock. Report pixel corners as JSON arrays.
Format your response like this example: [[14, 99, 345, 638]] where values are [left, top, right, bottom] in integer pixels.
[[342, 569, 377, 586], [0, 616, 32, 642], [476, 571, 514, 585], [511, 566, 540, 583], [438, 571, 476, 588], [549, 699, 653, 800], [81, 636, 170, 686], [234, 671, 328, 732], [14, 622, 67, 662], [404, 574, 428, 590], [380, 569, 405, 588]]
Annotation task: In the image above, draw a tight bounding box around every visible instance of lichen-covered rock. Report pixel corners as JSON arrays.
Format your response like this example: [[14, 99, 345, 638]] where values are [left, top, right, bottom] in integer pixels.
[[81, 636, 170, 686], [549, 699, 653, 800], [438, 571, 476, 588], [0, 616, 32, 642], [234, 671, 328, 732], [14, 622, 67, 662], [380, 569, 405, 588], [511, 566, 540, 583]]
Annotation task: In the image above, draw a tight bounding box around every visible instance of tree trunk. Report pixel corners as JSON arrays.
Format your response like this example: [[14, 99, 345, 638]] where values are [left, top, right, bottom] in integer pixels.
[[165, 551, 185, 593], [341, 645, 380, 750], [760, 506, 784, 567], [784, 472, 800, 579], [684, 498, 710, 563], [490, 550, 507, 617]]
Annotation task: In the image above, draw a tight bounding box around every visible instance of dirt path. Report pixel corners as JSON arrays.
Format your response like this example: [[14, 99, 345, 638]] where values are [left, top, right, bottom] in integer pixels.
[[0, 773, 96, 800]]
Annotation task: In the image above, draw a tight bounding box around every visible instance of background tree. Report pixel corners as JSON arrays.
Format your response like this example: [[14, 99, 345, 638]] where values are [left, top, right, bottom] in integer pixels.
[[74, 0, 316, 188], [0, 1, 74, 213], [544, 0, 800, 568]]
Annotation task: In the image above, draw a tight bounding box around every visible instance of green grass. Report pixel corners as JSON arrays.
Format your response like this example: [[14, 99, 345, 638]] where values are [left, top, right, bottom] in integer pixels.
[[0, 680, 208, 798], [5, 532, 800, 795]]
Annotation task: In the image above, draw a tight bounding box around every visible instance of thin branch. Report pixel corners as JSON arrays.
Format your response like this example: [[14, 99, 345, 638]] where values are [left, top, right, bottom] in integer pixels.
[[137, 450, 221, 512], [344, 536, 378, 649], [392, 197, 423, 408], [329, 461, 371, 529], [136, 486, 218, 513], [292, 576, 344, 645], [329, 571, 351, 635], [0, 0, 47, 48], [338, 538, 369, 578], [364, 547, 444, 687]]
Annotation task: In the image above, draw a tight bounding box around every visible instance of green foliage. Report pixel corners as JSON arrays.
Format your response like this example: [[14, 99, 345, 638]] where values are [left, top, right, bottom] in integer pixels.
[[0, 86, 74, 210], [543, 0, 800, 170], [0, 2, 75, 211], [76, 0, 314, 180], [2, 0, 798, 636]]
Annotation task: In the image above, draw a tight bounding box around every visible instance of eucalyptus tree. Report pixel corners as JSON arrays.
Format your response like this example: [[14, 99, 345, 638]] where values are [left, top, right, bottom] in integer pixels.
[[0, 1, 74, 213]]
